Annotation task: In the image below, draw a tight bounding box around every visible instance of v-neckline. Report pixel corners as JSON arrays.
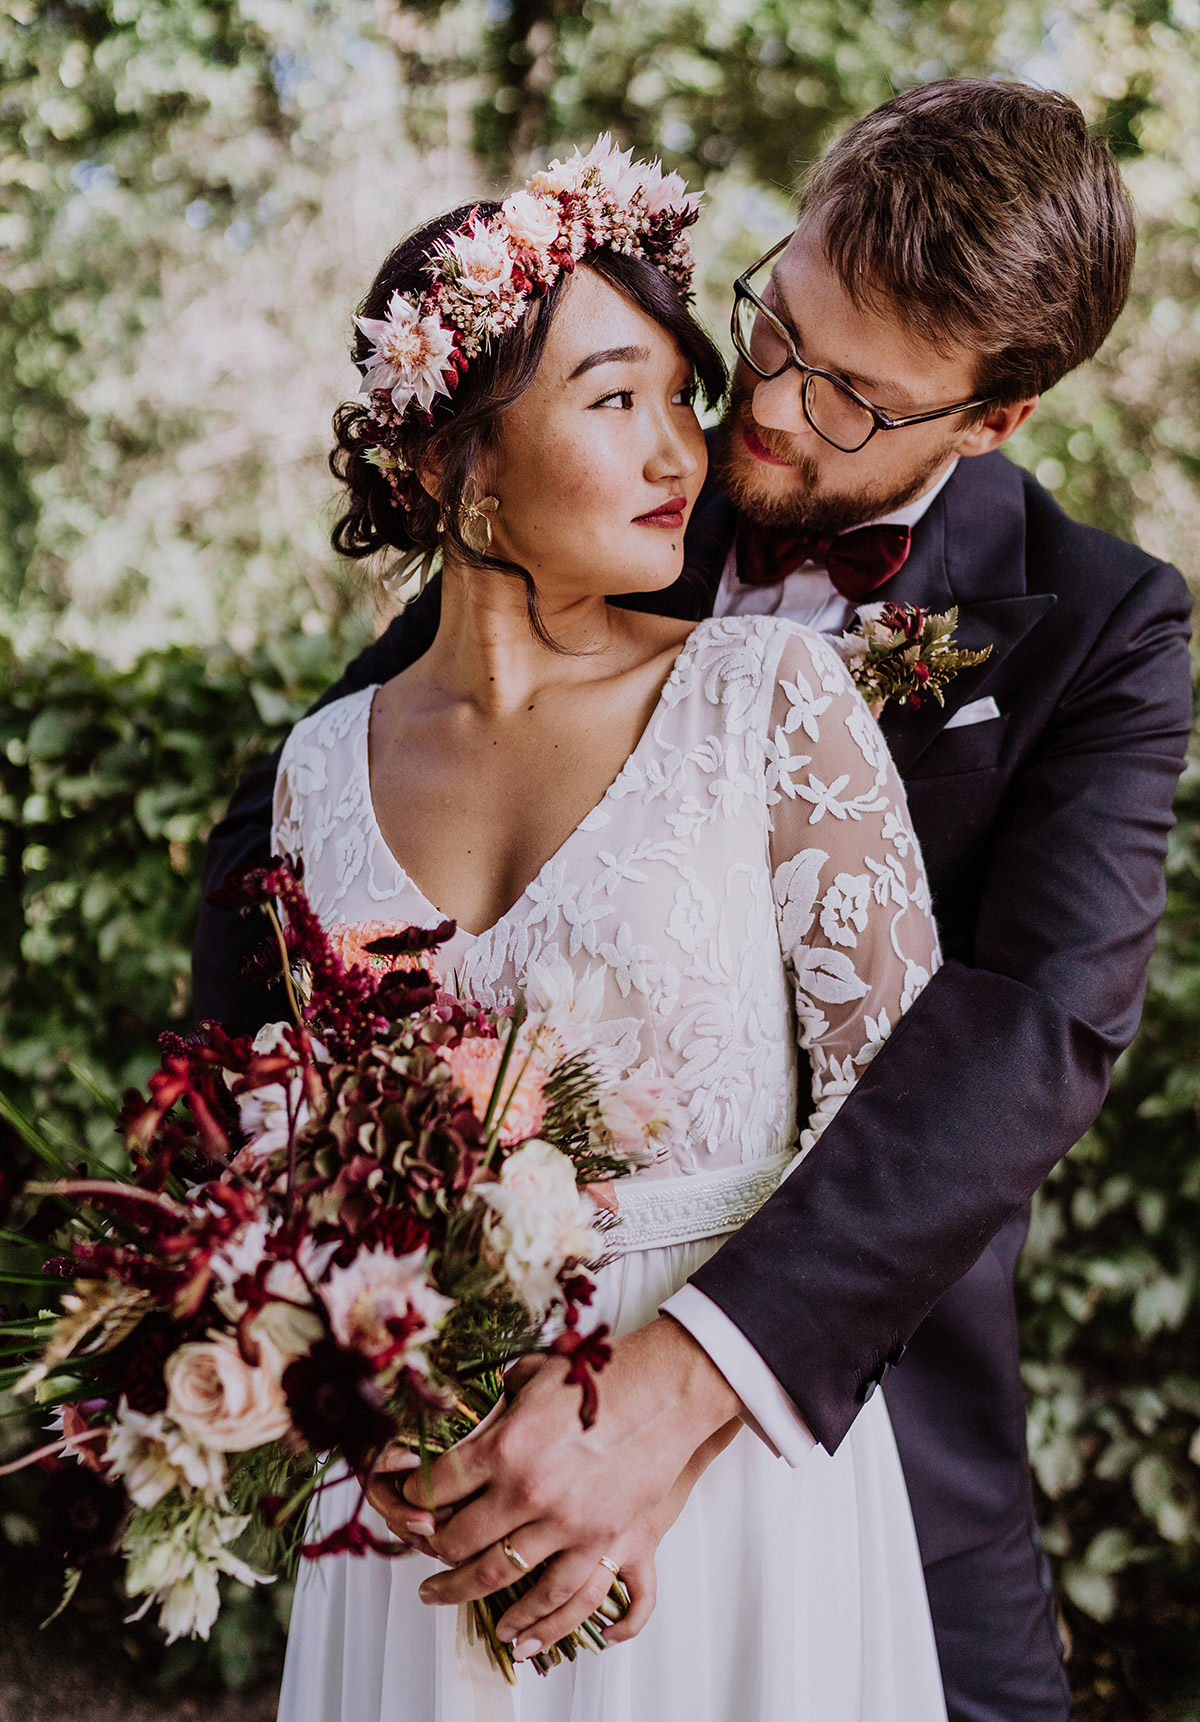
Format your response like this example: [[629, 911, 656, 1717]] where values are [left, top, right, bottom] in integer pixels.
[[359, 627, 700, 943]]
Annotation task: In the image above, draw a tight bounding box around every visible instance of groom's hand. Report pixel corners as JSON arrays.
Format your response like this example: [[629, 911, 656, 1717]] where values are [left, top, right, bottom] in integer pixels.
[[396, 1317, 740, 1638]]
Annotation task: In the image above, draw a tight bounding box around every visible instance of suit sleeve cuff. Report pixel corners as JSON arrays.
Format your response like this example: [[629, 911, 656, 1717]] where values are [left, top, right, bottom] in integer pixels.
[[661, 1284, 816, 1466]]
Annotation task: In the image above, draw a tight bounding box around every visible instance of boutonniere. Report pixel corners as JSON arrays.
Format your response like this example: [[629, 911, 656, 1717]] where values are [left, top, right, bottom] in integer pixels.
[[836, 602, 993, 718]]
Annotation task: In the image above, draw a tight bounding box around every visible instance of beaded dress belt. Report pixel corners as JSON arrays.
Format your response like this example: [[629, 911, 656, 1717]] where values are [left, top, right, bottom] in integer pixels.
[[603, 1150, 798, 1255]]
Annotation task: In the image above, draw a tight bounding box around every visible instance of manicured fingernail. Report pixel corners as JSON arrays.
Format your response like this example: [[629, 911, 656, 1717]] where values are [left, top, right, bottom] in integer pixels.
[[498, 1626, 517, 1644], [419, 1581, 442, 1604], [402, 1518, 431, 1535], [512, 1639, 540, 1661]]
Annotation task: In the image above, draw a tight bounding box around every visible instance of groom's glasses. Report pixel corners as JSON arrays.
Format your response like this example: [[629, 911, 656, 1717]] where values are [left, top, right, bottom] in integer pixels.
[[731, 236, 996, 454]]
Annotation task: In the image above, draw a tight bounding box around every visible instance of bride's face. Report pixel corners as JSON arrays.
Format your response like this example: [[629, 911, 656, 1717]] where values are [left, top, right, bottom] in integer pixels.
[[483, 268, 708, 599]]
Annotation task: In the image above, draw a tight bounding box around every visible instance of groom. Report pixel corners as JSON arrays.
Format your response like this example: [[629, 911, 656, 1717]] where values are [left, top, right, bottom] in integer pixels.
[[194, 81, 1192, 1720]]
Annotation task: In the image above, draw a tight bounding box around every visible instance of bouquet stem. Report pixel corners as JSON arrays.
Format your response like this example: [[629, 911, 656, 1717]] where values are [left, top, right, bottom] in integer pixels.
[[471, 1567, 631, 1681]]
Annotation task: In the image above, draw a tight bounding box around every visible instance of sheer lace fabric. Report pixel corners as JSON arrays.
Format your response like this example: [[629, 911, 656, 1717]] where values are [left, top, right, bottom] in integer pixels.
[[272, 615, 947, 1722], [273, 616, 939, 1190]]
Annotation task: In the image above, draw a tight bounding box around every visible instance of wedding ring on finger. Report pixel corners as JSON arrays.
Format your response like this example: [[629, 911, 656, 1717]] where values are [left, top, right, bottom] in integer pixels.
[[501, 1538, 532, 1574], [598, 1555, 621, 1577]]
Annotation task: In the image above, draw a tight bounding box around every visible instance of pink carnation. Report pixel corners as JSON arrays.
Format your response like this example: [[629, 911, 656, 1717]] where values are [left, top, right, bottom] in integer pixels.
[[327, 921, 441, 981], [442, 1035, 548, 1145]]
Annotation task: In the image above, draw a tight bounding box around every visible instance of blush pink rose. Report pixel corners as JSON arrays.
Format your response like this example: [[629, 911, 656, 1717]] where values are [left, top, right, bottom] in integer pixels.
[[165, 1337, 291, 1452]]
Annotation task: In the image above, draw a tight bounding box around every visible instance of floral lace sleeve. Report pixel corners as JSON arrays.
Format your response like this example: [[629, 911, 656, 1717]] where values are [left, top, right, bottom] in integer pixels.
[[765, 626, 941, 1155]]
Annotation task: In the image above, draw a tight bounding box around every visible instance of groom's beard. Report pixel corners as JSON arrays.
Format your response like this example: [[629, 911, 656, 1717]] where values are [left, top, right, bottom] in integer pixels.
[[713, 388, 957, 539]]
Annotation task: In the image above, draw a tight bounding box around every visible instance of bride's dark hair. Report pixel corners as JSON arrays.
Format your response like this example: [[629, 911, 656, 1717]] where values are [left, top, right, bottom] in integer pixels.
[[330, 202, 726, 635]]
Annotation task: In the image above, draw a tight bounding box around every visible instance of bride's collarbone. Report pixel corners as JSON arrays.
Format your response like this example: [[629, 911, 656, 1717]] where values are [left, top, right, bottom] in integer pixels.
[[367, 645, 682, 935]]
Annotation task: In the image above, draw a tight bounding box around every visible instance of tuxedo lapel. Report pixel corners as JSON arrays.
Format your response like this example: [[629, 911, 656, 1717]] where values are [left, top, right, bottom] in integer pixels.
[[874, 453, 1056, 773]]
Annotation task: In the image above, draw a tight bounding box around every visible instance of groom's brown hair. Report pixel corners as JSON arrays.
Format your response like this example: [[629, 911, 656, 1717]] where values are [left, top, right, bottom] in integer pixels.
[[802, 79, 1135, 409]]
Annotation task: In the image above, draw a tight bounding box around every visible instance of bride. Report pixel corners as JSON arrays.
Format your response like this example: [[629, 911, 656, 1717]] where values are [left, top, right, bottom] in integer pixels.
[[272, 142, 946, 1722]]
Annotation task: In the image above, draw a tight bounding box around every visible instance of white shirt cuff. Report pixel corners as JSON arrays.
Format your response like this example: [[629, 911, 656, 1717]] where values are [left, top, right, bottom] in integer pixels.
[[661, 1284, 816, 1466]]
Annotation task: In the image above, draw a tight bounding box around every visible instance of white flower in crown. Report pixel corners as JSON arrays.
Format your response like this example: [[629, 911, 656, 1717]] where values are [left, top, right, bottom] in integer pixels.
[[447, 215, 516, 297], [355, 291, 457, 415], [500, 189, 562, 252]]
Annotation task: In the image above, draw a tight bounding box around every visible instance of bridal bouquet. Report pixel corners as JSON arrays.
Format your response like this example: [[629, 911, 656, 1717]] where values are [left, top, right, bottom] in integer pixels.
[[2, 861, 678, 1680]]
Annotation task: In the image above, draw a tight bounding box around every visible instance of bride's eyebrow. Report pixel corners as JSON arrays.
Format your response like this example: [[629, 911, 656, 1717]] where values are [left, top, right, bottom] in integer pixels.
[[568, 344, 650, 380]]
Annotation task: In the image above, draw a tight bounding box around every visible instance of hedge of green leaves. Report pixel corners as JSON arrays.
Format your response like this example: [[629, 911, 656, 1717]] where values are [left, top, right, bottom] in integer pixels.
[[0, 629, 352, 1690], [1, 632, 1198, 1714]]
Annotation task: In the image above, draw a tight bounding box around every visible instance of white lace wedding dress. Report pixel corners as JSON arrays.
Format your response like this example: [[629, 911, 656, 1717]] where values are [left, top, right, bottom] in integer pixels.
[[272, 614, 947, 1722]]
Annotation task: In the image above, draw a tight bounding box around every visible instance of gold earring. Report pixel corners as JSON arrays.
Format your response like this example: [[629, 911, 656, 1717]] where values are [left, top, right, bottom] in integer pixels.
[[460, 494, 499, 554]]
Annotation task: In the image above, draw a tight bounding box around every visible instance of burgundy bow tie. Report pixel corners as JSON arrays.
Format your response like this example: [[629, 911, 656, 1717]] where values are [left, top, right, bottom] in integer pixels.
[[736, 517, 913, 603]]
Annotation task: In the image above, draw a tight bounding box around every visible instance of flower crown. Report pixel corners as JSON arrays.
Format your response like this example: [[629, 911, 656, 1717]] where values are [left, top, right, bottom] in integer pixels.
[[353, 136, 702, 510]]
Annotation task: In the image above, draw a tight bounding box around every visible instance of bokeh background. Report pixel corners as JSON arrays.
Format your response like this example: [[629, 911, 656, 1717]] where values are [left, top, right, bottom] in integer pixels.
[[1, 1, 1199, 1717]]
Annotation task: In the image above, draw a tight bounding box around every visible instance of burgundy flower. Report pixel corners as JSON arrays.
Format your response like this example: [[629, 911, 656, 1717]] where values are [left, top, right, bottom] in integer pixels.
[[301, 1514, 412, 1561], [370, 967, 440, 1020], [363, 921, 456, 959], [40, 1462, 126, 1568], [124, 1054, 230, 1163], [548, 1323, 613, 1430], [282, 1339, 395, 1468], [112, 1314, 174, 1413], [560, 1273, 596, 1312], [356, 1206, 431, 1257]]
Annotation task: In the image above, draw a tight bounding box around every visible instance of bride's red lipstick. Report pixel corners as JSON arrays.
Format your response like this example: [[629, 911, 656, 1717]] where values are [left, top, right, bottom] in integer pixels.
[[743, 424, 792, 467], [633, 496, 687, 530]]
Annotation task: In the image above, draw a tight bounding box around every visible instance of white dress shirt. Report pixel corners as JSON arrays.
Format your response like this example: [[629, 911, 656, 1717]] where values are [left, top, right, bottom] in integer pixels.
[[661, 461, 957, 1462]]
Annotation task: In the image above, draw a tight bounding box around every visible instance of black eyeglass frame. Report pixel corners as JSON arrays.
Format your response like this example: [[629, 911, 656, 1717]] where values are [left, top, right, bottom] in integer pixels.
[[731, 236, 996, 454]]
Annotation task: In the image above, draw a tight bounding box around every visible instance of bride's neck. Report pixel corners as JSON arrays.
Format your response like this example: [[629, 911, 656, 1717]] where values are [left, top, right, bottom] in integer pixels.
[[424, 560, 618, 714]]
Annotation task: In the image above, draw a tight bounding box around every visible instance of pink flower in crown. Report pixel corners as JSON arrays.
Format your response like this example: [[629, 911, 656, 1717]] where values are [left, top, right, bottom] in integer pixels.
[[641, 167, 702, 220], [581, 134, 646, 203], [356, 291, 457, 414], [448, 216, 515, 297], [441, 1035, 548, 1145], [500, 190, 562, 252]]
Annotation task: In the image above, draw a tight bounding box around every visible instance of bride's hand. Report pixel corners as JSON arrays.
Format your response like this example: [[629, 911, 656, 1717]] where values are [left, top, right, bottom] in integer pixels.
[[362, 1445, 443, 1558], [401, 1319, 740, 1629], [494, 1416, 742, 1658], [365, 1398, 511, 1556]]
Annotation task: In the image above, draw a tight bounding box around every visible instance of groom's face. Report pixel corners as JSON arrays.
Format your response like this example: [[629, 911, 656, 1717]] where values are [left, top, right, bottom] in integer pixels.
[[715, 222, 984, 536]]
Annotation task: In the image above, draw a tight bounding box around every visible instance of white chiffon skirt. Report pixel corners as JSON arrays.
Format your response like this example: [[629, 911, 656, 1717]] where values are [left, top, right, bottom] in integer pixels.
[[277, 1238, 947, 1722]]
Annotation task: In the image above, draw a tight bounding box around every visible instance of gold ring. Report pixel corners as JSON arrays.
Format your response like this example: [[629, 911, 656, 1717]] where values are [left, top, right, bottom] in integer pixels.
[[501, 1538, 532, 1574], [598, 1555, 621, 1577]]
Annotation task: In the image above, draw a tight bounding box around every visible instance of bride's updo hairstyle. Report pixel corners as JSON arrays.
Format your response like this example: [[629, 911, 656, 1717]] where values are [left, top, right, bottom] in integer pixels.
[[329, 145, 725, 634]]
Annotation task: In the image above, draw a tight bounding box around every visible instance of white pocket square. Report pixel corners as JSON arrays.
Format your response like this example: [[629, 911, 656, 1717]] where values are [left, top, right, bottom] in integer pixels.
[[943, 695, 1001, 730]]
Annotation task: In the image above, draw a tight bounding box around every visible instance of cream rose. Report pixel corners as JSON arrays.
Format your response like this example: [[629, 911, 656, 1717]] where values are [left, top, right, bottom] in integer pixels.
[[165, 1336, 291, 1452], [477, 1139, 598, 1317], [500, 190, 561, 251]]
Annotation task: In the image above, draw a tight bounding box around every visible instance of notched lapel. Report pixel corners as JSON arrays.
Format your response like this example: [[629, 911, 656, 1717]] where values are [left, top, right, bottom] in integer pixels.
[[880, 593, 1056, 774]]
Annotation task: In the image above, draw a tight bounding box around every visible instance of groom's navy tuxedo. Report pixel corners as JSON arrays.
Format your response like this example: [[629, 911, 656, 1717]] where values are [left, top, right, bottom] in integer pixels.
[[193, 448, 1192, 1720]]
